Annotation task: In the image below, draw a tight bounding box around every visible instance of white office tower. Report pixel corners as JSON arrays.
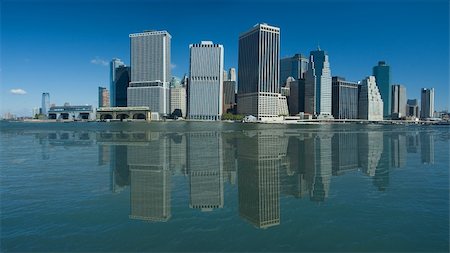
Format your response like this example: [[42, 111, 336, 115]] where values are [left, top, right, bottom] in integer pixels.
[[238, 23, 281, 120], [128, 30, 171, 117], [358, 76, 384, 121], [188, 41, 224, 121]]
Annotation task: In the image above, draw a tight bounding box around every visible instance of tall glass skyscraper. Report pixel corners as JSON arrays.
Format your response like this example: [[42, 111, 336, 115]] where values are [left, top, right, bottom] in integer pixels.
[[41, 92, 50, 115], [331, 77, 359, 119], [128, 30, 171, 116], [237, 23, 281, 120], [391, 84, 407, 118], [373, 61, 391, 118], [109, 58, 125, 107], [114, 66, 130, 107], [304, 47, 332, 117]]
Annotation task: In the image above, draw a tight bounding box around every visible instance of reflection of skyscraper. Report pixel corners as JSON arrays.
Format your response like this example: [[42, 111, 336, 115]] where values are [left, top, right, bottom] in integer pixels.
[[391, 133, 406, 168], [237, 130, 286, 228], [128, 134, 171, 221], [110, 145, 129, 193], [406, 132, 420, 153], [420, 132, 435, 164], [331, 132, 359, 175], [358, 131, 383, 177], [373, 133, 391, 191], [98, 144, 110, 166], [187, 132, 223, 211], [310, 133, 333, 202]]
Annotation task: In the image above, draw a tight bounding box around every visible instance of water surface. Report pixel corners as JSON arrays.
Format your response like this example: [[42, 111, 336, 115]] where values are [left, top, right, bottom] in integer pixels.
[[1, 122, 449, 252]]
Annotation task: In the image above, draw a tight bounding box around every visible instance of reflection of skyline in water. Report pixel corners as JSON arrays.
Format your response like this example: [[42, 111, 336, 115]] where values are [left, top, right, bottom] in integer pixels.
[[29, 127, 438, 228]]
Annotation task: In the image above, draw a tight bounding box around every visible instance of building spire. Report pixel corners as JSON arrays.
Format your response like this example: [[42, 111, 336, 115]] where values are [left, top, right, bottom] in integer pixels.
[[317, 42, 321, 51]]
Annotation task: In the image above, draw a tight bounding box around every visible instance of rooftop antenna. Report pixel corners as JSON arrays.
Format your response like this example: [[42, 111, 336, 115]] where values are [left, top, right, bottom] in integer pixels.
[[317, 42, 321, 51]]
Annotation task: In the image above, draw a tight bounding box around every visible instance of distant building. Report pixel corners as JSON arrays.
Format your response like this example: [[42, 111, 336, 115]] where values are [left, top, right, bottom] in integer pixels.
[[110, 58, 125, 107], [228, 67, 236, 82], [32, 107, 40, 118], [223, 80, 237, 114], [128, 30, 171, 116], [304, 47, 332, 118], [223, 70, 228, 81], [280, 54, 308, 86], [406, 99, 419, 118], [48, 104, 95, 120], [114, 66, 130, 107], [188, 41, 224, 121], [98, 87, 110, 108], [391, 84, 407, 119], [170, 86, 186, 117], [420, 88, 435, 119], [237, 23, 280, 120], [358, 76, 383, 120], [41, 92, 50, 115], [332, 76, 359, 119], [373, 61, 391, 118]]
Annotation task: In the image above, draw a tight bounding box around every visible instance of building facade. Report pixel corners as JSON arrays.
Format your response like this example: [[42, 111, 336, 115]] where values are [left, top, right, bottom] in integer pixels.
[[129, 30, 171, 116], [420, 88, 435, 119], [391, 84, 407, 119], [406, 99, 419, 118], [331, 77, 359, 119], [280, 53, 308, 86], [41, 92, 50, 115], [304, 48, 332, 118], [170, 86, 187, 117], [98, 87, 110, 108], [110, 58, 125, 107], [223, 80, 237, 114], [114, 66, 130, 107], [188, 41, 224, 121], [358, 76, 383, 121], [228, 67, 236, 82], [237, 23, 281, 120], [373, 61, 391, 118], [48, 104, 95, 120]]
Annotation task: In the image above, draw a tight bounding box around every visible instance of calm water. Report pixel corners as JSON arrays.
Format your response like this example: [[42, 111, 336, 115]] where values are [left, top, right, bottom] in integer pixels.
[[0, 121, 449, 252]]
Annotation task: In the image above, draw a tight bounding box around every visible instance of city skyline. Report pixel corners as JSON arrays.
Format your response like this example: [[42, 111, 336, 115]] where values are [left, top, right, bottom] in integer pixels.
[[1, 0, 449, 116]]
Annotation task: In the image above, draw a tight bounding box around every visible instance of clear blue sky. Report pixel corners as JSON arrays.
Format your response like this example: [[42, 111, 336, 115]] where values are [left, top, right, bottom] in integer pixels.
[[1, 0, 449, 116]]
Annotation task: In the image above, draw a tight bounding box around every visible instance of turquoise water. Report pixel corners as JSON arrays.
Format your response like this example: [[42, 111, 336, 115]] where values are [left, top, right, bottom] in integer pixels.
[[0, 121, 448, 252]]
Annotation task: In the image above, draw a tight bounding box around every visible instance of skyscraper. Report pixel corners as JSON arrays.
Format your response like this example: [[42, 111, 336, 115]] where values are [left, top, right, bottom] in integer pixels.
[[391, 84, 407, 119], [41, 92, 50, 115], [228, 67, 236, 82], [420, 88, 435, 119], [170, 84, 186, 117], [304, 47, 332, 118], [358, 76, 383, 121], [373, 61, 391, 118], [188, 41, 224, 121], [110, 58, 125, 107], [280, 53, 308, 86], [223, 80, 237, 114], [332, 77, 359, 119], [237, 23, 280, 120], [128, 30, 171, 116], [114, 66, 130, 107], [98, 87, 110, 108]]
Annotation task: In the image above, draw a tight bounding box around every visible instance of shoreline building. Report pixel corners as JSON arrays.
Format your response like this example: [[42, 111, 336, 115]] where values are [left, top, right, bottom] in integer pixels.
[[128, 30, 171, 117], [373, 61, 391, 118], [304, 47, 333, 118], [188, 41, 224, 121], [391, 84, 407, 119], [98, 87, 110, 108], [237, 23, 282, 120], [331, 77, 359, 119], [420, 88, 435, 119], [41, 92, 50, 116], [110, 58, 125, 107], [406, 99, 419, 118], [358, 76, 383, 121]]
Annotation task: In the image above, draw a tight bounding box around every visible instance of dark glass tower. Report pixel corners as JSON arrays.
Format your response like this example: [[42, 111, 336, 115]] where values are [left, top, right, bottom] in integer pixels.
[[373, 61, 391, 118]]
